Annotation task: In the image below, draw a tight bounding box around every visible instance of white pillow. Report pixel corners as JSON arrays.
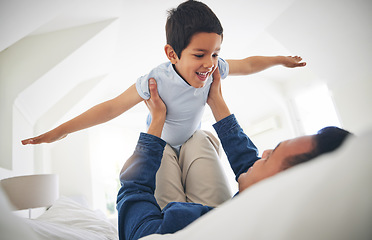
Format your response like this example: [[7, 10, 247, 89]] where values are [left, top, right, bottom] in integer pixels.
[[141, 130, 372, 240], [26, 196, 118, 240]]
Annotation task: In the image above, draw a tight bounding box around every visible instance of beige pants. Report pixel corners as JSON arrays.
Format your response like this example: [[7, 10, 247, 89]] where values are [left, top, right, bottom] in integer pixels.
[[154, 130, 232, 209]]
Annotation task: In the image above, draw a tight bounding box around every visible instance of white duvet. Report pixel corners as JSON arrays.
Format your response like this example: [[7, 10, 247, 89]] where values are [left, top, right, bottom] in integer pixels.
[[0, 194, 118, 240], [26, 196, 118, 240], [142, 130, 372, 240]]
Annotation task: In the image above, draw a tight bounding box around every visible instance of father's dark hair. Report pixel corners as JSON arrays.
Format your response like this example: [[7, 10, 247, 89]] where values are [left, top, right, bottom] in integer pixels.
[[165, 0, 223, 58], [282, 126, 352, 170]]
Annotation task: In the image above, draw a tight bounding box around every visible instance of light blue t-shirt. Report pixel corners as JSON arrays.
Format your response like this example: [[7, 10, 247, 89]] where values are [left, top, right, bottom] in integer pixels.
[[136, 57, 229, 149]]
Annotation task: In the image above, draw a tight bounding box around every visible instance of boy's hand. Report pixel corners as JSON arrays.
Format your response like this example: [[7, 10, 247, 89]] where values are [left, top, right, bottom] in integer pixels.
[[145, 78, 166, 137], [21, 130, 67, 145], [282, 56, 306, 68]]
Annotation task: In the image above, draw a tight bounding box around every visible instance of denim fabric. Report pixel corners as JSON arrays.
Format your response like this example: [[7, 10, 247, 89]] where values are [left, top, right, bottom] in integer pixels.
[[213, 114, 260, 181], [117, 115, 260, 240]]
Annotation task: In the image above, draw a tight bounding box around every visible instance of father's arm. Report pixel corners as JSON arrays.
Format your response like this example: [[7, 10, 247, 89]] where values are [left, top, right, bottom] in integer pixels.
[[117, 78, 166, 240], [117, 133, 165, 240], [208, 69, 260, 181]]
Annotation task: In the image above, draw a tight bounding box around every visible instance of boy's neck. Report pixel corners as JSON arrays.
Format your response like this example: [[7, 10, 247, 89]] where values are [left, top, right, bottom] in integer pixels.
[[172, 64, 190, 86]]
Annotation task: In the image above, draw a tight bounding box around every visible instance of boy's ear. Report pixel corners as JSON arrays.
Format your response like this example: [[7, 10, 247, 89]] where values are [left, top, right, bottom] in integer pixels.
[[164, 44, 179, 64]]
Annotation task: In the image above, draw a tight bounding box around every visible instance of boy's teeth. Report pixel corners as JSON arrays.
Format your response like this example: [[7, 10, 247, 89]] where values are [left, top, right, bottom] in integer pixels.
[[197, 72, 207, 76]]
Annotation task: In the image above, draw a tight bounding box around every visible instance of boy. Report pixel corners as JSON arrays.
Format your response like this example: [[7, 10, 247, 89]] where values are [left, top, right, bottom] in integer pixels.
[[22, 0, 305, 207]]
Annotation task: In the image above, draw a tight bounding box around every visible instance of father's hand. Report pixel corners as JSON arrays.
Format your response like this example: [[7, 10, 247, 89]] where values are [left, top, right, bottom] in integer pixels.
[[145, 78, 166, 137], [207, 67, 222, 106], [207, 68, 231, 122]]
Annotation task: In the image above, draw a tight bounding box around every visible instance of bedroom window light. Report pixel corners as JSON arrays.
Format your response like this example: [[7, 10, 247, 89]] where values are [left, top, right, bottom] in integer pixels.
[[292, 83, 341, 135], [90, 114, 145, 219]]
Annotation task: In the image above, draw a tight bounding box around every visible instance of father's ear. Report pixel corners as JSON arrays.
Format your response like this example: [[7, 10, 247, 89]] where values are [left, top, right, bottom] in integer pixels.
[[164, 44, 179, 64]]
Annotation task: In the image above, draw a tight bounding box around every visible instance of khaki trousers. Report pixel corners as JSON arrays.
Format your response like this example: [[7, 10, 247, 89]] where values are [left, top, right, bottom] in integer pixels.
[[154, 130, 232, 209]]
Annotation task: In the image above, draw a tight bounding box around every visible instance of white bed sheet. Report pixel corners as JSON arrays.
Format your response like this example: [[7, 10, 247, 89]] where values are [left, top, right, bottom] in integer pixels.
[[25, 196, 118, 240]]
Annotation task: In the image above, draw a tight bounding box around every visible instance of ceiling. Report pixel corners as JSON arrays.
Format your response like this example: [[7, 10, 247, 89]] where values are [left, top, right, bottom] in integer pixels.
[[26, 0, 306, 83]]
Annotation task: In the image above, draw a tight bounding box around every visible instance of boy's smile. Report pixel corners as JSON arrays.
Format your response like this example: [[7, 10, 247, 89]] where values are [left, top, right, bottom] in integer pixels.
[[168, 32, 222, 88]]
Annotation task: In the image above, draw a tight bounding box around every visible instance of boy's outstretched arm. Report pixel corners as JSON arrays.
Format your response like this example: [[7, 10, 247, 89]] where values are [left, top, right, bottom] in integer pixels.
[[21, 84, 143, 145], [226, 56, 306, 76]]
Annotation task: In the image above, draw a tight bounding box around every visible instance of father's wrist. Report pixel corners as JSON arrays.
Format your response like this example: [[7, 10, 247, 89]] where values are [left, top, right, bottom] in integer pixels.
[[147, 115, 166, 138], [209, 97, 231, 122]]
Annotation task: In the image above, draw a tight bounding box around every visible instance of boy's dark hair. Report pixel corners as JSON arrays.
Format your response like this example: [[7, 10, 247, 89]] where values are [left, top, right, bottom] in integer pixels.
[[165, 0, 223, 58], [282, 126, 352, 170]]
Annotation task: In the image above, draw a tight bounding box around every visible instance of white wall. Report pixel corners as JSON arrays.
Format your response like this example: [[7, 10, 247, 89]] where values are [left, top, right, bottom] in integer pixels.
[[0, 0, 74, 171], [267, 0, 372, 134], [0, 0, 74, 52], [50, 131, 94, 205], [0, 0, 121, 209]]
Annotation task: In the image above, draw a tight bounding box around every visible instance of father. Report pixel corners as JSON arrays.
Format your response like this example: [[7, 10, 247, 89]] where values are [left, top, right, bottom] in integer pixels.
[[116, 69, 351, 240]]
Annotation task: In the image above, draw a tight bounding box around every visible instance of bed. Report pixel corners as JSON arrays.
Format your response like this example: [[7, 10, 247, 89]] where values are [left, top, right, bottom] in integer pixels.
[[0, 190, 118, 240], [1, 130, 372, 240]]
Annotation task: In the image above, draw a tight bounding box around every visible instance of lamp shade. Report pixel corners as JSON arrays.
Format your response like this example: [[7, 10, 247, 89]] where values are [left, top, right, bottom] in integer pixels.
[[1, 174, 59, 210]]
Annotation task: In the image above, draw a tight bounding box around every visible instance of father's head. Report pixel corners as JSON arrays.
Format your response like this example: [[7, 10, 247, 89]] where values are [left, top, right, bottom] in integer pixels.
[[238, 126, 351, 192]]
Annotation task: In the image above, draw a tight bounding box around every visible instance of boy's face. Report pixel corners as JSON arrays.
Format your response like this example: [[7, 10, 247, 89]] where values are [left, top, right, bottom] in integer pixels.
[[173, 32, 222, 88]]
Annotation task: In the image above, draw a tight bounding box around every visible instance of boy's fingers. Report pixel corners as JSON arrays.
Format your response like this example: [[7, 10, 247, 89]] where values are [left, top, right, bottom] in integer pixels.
[[293, 56, 306, 67], [22, 138, 36, 145], [22, 138, 31, 145]]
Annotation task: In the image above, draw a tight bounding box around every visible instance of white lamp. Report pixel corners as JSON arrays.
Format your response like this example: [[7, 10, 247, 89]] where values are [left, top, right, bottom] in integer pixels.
[[0, 174, 59, 218]]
